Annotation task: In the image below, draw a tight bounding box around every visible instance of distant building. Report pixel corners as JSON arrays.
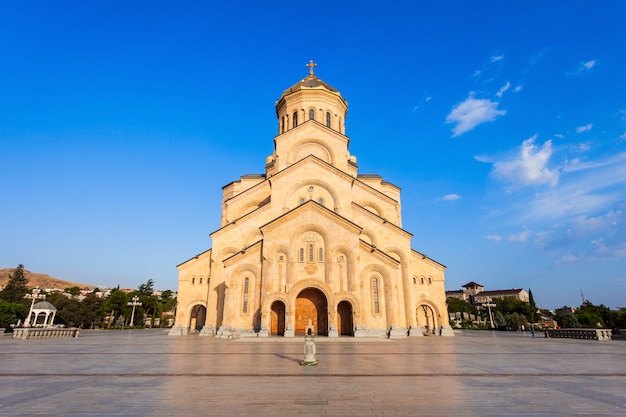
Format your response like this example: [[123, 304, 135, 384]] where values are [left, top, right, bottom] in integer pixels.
[[446, 282, 529, 303]]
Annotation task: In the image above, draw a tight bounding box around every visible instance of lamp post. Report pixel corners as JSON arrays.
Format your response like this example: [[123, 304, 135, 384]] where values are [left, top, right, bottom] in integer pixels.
[[24, 286, 45, 327], [127, 295, 142, 327]]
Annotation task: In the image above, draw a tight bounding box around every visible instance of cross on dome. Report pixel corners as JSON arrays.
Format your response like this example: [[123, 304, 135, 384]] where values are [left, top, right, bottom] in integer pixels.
[[306, 59, 317, 76]]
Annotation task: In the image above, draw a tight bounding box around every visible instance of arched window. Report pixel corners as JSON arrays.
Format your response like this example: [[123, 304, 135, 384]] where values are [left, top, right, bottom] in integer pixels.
[[318, 248, 323, 262], [309, 109, 315, 120], [420, 277, 424, 284], [243, 277, 249, 313], [293, 111, 298, 127], [318, 197, 324, 206], [413, 277, 416, 284], [199, 277, 203, 284], [299, 197, 305, 205], [191, 277, 195, 284], [308, 244, 314, 262], [428, 277, 432, 284], [373, 277, 380, 313], [281, 116, 285, 133], [299, 248, 304, 262], [326, 112, 331, 127]]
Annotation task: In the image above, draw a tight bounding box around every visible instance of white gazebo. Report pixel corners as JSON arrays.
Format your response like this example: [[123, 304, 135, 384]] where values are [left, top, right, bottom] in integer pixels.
[[29, 301, 57, 328]]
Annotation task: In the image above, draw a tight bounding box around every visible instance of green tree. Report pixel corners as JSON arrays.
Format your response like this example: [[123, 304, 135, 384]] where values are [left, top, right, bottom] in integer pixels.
[[494, 310, 506, 328], [446, 297, 474, 314], [0, 298, 28, 329], [77, 293, 104, 328], [494, 297, 531, 316], [102, 289, 128, 327], [47, 293, 81, 326], [64, 286, 81, 297], [528, 289, 536, 322], [0, 264, 29, 304], [137, 279, 155, 297]]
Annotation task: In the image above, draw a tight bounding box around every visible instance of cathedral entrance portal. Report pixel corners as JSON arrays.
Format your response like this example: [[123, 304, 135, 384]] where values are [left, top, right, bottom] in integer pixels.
[[418, 305, 436, 334], [190, 304, 206, 332], [337, 300, 353, 336], [270, 301, 286, 336], [295, 288, 327, 336]]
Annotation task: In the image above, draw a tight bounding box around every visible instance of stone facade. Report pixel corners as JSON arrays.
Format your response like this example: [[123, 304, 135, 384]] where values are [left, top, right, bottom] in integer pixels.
[[170, 64, 452, 338]]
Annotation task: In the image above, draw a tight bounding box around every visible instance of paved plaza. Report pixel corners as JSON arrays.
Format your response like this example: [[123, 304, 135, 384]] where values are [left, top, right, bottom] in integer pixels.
[[1, 329, 625, 416]]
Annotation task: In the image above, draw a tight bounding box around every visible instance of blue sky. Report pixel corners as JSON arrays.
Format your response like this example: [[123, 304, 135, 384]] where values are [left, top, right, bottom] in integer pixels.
[[1, 1, 625, 309]]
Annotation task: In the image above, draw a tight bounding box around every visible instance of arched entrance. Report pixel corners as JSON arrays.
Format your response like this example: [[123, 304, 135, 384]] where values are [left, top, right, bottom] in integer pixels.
[[190, 304, 206, 332], [270, 301, 286, 336], [337, 300, 353, 336], [418, 305, 436, 334], [295, 288, 328, 336]]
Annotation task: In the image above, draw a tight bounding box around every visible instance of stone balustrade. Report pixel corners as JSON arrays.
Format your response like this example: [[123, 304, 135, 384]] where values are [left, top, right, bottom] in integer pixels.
[[12, 327, 80, 340], [545, 328, 612, 341]]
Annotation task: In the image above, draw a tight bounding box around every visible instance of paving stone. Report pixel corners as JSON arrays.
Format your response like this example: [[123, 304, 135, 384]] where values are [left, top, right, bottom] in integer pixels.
[[0, 329, 625, 416]]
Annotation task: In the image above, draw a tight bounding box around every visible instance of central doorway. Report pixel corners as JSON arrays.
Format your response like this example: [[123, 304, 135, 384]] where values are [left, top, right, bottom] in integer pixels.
[[295, 288, 327, 336]]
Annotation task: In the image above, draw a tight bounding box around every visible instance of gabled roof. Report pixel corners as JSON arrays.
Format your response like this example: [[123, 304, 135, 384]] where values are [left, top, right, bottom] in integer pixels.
[[259, 199, 362, 235], [463, 281, 484, 288]]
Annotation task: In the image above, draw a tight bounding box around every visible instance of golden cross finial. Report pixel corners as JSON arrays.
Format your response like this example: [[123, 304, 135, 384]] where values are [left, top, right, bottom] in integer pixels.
[[306, 59, 317, 76]]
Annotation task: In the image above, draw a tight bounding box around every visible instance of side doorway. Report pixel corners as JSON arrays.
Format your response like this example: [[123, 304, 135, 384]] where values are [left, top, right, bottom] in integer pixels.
[[337, 300, 353, 336], [270, 301, 286, 336]]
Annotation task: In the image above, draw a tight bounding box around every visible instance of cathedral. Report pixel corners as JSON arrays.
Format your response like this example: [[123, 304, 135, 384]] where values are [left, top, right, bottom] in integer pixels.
[[169, 62, 453, 338]]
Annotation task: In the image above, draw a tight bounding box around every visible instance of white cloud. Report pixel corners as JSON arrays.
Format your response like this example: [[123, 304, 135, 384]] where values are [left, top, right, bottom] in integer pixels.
[[559, 253, 580, 264], [576, 123, 592, 134], [496, 81, 511, 98], [508, 227, 532, 242], [554, 133, 565, 139], [489, 135, 559, 188], [441, 193, 461, 201], [619, 132, 626, 140], [486, 235, 503, 242], [583, 60, 596, 70], [568, 59, 597, 75], [577, 143, 591, 152], [513, 85, 523, 93], [513, 152, 626, 222], [446, 94, 506, 137], [491, 55, 504, 63]]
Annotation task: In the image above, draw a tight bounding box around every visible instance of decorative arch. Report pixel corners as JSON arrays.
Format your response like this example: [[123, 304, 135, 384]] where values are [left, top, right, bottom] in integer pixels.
[[332, 245, 355, 292], [243, 229, 263, 247], [416, 298, 443, 334], [359, 200, 384, 217], [287, 137, 336, 165], [360, 264, 393, 326], [291, 141, 332, 164], [282, 178, 340, 213], [384, 246, 407, 263], [360, 230, 377, 247]]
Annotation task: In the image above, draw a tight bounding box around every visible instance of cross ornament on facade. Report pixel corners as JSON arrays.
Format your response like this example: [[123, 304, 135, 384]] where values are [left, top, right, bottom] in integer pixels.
[[306, 59, 317, 76]]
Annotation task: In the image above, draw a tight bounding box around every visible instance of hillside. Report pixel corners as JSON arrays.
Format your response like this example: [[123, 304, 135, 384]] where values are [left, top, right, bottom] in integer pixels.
[[0, 268, 95, 290]]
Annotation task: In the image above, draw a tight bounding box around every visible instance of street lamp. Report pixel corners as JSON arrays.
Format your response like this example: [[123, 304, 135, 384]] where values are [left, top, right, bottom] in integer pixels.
[[127, 295, 142, 327], [24, 286, 45, 328]]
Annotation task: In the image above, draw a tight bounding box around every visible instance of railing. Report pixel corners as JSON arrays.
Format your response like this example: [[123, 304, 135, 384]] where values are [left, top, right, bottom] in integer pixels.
[[545, 328, 612, 341], [12, 327, 80, 339]]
